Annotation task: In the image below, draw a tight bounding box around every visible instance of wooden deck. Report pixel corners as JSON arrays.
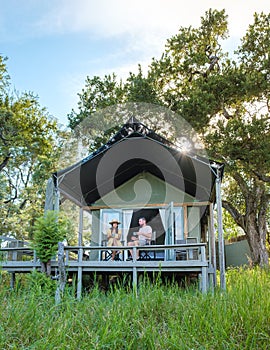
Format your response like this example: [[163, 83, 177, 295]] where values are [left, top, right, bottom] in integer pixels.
[[1, 243, 214, 296]]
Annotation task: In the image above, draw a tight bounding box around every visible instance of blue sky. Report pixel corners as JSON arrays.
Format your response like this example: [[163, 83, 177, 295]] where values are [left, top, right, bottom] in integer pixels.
[[1, 0, 270, 127]]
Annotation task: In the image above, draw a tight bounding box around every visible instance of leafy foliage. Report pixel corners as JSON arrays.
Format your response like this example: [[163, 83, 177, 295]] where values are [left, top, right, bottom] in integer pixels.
[[0, 56, 68, 240], [32, 211, 68, 263], [25, 269, 56, 295], [67, 9, 270, 266], [153, 10, 270, 265], [68, 73, 126, 129]]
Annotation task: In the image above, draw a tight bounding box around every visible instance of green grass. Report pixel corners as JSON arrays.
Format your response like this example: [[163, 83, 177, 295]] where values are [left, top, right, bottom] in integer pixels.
[[0, 267, 270, 349]]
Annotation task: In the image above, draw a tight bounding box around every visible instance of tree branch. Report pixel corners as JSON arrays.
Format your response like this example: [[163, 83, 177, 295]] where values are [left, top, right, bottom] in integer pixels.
[[19, 199, 28, 210], [0, 153, 11, 172], [222, 200, 245, 230], [231, 171, 250, 198], [253, 171, 270, 183], [222, 106, 232, 120]]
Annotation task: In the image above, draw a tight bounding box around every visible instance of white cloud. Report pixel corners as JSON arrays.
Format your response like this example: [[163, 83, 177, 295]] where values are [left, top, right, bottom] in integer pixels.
[[50, 0, 269, 118], [34, 0, 270, 65], [36, 0, 270, 38]]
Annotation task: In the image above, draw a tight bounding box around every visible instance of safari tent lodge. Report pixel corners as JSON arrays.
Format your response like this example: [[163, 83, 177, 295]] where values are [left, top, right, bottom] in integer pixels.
[[1, 119, 225, 295]]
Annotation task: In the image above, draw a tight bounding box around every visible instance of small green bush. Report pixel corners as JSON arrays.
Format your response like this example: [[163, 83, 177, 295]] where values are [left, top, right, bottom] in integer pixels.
[[32, 210, 67, 262], [32, 210, 68, 275], [25, 269, 56, 296]]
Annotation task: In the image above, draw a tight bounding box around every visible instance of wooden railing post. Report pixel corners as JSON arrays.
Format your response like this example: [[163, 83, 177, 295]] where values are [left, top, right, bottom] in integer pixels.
[[10, 273, 15, 290], [132, 247, 137, 262], [55, 242, 66, 305], [200, 245, 207, 293], [215, 167, 226, 291], [183, 205, 188, 239], [33, 250, 37, 263], [132, 247, 137, 296], [209, 202, 217, 287], [77, 247, 83, 300]]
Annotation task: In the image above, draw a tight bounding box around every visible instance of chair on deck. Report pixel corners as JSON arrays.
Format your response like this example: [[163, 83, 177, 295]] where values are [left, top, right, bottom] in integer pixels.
[[139, 231, 157, 260], [175, 239, 187, 260], [186, 237, 199, 260], [175, 237, 198, 260], [100, 239, 123, 261]]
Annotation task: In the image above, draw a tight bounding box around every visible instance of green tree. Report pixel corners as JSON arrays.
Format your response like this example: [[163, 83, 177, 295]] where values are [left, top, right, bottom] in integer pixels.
[[0, 56, 66, 239], [67, 65, 167, 159], [68, 73, 126, 130], [150, 9, 270, 266], [32, 210, 68, 276], [67, 10, 270, 266]]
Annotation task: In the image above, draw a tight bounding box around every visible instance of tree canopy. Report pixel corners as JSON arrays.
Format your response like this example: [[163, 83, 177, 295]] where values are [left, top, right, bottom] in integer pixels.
[[0, 56, 66, 240], [152, 10, 270, 266], [68, 9, 270, 266]]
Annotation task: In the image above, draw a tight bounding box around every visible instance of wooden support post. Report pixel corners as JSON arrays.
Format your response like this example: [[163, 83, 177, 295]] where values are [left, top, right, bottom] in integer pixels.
[[55, 242, 66, 305], [12, 250, 17, 261], [209, 203, 217, 287], [201, 267, 207, 293], [77, 248, 83, 300], [215, 167, 226, 291], [10, 273, 15, 290], [132, 247, 137, 296], [76, 207, 84, 300], [132, 266, 137, 295], [200, 246, 207, 293], [132, 247, 137, 262], [78, 208, 83, 246], [77, 267, 82, 300], [183, 205, 188, 239]]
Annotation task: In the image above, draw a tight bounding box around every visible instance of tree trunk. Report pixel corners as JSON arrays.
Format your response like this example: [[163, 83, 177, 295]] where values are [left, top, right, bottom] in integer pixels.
[[246, 214, 269, 267], [46, 260, 52, 276], [40, 261, 46, 274], [40, 261, 52, 276], [223, 184, 269, 267]]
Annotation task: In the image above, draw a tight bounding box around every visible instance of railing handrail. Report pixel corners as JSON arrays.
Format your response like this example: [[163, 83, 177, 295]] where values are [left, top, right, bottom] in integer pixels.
[[0, 242, 206, 253], [1, 243, 207, 265], [63, 243, 206, 251], [0, 247, 33, 252]]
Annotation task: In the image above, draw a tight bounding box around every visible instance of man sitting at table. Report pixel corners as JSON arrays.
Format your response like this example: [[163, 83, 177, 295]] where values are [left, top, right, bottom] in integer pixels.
[[127, 217, 152, 260]]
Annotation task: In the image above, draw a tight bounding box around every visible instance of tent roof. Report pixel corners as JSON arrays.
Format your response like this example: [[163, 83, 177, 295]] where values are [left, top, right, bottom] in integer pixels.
[[54, 120, 224, 207]]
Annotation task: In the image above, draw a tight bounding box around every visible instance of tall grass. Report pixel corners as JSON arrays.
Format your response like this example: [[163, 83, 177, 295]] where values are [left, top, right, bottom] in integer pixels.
[[0, 267, 270, 349]]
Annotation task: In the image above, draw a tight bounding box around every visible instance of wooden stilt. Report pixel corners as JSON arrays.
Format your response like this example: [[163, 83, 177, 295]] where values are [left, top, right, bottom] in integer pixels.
[[184, 205, 188, 239], [55, 242, 66, 304], [209, 203, 217, 287], [10, 273, 15, 290], [77, 207, 84, 299], [77, 248, 83, 300], [201, 245, 207, 293], [215, 167, 226, 290]]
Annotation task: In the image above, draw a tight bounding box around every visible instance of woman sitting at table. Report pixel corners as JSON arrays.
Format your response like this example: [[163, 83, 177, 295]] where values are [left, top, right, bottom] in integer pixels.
[[107, 219, 122, 261]]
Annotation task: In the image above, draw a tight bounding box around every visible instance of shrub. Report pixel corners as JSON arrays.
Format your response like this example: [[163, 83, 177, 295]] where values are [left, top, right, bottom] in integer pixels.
[[32, 210, 68, 275]]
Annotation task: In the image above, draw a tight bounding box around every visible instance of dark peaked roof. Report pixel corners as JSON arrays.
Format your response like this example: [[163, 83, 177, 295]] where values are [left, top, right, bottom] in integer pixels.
[[55, 120, 224, 207]]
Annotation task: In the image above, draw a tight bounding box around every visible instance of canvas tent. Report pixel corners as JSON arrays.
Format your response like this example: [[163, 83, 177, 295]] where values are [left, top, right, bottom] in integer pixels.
[[49, 120, 224, 209], [43, 119, 226, 291]]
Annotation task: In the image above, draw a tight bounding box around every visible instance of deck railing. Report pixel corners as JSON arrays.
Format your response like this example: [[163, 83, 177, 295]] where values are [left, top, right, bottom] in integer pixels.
[[1, 243, 210, 294], [1, 243, 206, 262], [62, 243, 206, 262]]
